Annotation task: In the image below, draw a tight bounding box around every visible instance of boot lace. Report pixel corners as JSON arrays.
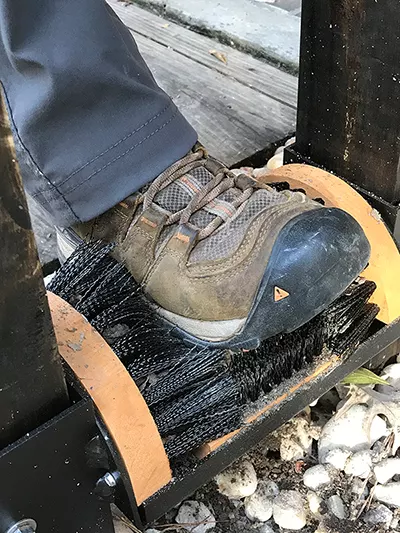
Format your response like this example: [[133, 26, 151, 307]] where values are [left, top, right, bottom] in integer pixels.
[[142, 148, 262, 240]]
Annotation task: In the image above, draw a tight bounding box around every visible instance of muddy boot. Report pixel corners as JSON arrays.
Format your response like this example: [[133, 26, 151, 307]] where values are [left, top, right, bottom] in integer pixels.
[[57, 145, 370, 349]]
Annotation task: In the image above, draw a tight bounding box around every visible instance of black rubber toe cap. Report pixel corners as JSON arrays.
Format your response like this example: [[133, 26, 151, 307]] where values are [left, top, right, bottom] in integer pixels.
[[174, 207, 371, 350], [242, 208, 371, 348], [223, 207, 370, 349]]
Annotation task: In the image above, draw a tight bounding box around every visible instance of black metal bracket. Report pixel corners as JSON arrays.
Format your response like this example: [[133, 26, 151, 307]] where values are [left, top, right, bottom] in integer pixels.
[[0, 399, 114, 533]]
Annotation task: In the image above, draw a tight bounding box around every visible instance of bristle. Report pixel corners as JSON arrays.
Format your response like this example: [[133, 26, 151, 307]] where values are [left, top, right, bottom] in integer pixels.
[[143, 347, 226, 406], [76, 264, 135, 320], [49, 241, 380, 459], [164, 404, 243, 459], [329, 303, 379, 355], [153, 375, 239, 435], [48, 241, 115, 301]]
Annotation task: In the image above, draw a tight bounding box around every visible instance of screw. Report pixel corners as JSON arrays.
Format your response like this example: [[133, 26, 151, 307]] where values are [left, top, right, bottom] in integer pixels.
[[6, 519, 37, 533], [94, 471, 118, 501]]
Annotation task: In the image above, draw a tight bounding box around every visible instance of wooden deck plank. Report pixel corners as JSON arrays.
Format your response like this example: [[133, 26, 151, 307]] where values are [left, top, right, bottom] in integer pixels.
[[134, 33, 296, 162], [109, 0, 298, 108]]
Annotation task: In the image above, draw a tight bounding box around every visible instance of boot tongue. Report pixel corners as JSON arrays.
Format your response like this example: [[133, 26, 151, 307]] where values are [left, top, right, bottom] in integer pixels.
[[154, 165, 242, 229]]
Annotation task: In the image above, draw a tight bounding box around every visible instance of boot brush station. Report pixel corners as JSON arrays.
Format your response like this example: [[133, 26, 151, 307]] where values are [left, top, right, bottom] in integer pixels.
[[1, 1, 400, 531]]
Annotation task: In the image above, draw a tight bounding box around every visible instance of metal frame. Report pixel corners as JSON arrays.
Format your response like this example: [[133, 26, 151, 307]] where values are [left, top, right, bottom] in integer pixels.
[[0, 93, 69, 450]]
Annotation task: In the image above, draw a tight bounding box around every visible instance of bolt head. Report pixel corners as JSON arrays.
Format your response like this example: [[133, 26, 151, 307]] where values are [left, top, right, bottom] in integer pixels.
[[94, 472, 117, 501]]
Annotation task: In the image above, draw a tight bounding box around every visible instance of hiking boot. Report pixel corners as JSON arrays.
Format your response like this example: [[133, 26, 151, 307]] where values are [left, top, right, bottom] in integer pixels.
[[57, 146, 370, 349]]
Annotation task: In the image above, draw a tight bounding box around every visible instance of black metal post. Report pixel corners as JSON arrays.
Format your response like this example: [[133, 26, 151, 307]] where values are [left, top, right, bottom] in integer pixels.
[[296, 0, 400, 205], [0, 92, 69, 449]]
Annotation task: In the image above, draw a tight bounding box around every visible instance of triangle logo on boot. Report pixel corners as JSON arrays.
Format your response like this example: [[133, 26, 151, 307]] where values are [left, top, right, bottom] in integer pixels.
[[274, 286, 290, 302]]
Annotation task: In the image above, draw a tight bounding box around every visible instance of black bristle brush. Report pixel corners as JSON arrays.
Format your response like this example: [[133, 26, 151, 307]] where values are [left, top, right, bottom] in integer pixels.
[[48, 241, 379, 459]]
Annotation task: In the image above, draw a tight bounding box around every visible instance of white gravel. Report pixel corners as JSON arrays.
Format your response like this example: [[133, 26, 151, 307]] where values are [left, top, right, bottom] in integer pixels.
[[303, 465, 332, 491], [344, 450, 372, 478], [374, 457, 400, 485], [215, 459, 257, 499], [363, 504, 393, 527], [318, 405, 387, 463], [323, 448, 351, 471], [175, 501, 216, 533], [273, 490, 307, 530], [327, 494, 347, 519], [374, 483, 400, 508], [244, 480, 274, 522]]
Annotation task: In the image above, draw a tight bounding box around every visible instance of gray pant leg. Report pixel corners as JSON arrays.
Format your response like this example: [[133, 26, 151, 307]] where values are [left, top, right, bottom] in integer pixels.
[[0, 0, 197, 226]]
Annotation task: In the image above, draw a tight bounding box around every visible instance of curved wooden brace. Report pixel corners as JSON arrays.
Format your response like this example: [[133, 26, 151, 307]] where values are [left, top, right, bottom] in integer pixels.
[[257, 163, 400, 324], [48, 292, 171, 505]]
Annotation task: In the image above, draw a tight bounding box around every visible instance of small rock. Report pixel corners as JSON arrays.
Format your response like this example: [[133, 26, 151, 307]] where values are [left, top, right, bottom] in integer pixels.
[[374, 458, 400, 485], [265, 152, 284, 171], [145, 530, 161, 533], [307, 491, 322, 515], [323, 449, 351, 471], [344, 451, 372, 478], [215, 459, 257, 499], [273, 490, 307, 530], [363, 504, 393, 527], [264, 480, 280, 498], [327, 495, 347, 519], [285, 136, 296, 147], [280, 438, 305, 461], [113, 517, 138, 533], [175, 501, 216, 533], [244, 481, 274, 522], [259, 525, 276, 533], [303, 465, 332, 491], [374, 483, 400, 508], [390, 516, 399, 529], [351, 478, 369, 499], [318, 405, 387, 463], [271, 416, 318, 462]]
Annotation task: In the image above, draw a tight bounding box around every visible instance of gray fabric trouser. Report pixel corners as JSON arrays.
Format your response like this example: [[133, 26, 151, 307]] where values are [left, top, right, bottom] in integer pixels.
[[0, 0, 197, 226]]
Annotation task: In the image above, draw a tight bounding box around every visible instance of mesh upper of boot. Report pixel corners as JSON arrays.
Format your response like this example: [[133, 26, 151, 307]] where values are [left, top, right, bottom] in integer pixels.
[[154, 165, 287, 263]]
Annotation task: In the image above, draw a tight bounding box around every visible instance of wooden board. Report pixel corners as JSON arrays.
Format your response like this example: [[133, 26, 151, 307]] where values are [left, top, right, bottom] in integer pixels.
[[110, 1, 297, 109]]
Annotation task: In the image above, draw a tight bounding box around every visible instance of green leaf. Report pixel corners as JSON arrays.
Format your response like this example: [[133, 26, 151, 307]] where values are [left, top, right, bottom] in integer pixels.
[[342, 368, 389, 386]]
